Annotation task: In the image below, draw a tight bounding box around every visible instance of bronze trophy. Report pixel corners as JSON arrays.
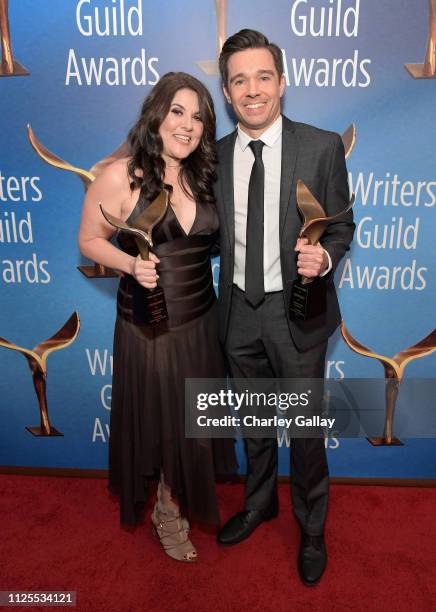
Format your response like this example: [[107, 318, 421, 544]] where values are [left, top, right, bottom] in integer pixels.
[[405, 0, 436, 79], [341, 124, 356, 160], [100, 191, 169, 326], [289, 125, 355, 320], [0, 312, 80, 436], [27, 124, 130, 278], [341, 323, 436, 446], [289, 181, 354, 320], [196, 0, 228, 75], [0, 0, 29, 77]]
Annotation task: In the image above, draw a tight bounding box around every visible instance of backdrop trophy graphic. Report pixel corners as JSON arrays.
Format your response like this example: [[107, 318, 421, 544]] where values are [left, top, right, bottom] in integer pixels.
[[289, 181, 354, 321], [27, 124, 129, 278], [0, 312, 80, 436], [0, 0, 29, 77], [405, 0, 436, 79], [100, 190, 169, 326], [341, 323, 436, 446], [196, 0, 228, 75]]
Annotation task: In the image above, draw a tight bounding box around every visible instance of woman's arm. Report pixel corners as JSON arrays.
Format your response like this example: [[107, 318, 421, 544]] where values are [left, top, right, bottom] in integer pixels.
[[78, 159, 135, 275], [78, 159, 159, 288]]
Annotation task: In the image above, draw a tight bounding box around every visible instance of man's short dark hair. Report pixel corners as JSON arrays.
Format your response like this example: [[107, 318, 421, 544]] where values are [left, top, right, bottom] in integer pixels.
[[219, 29, 284, 85]]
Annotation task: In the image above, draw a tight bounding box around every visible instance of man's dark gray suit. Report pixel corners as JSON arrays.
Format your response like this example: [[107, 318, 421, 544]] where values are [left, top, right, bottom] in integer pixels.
[[214, 115, 354, 536]]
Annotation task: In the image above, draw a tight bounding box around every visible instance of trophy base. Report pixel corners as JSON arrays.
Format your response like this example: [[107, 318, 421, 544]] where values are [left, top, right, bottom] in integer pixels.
[[133, 284, 168, 326], [289, 278, 326, 321], [367, 436, 404, 446], [196, 60, 219, 75], [26, 426, 64, 437], [77, 264, 118, 278], [404, 63, 436, 79], [0, 60, 29, 77]]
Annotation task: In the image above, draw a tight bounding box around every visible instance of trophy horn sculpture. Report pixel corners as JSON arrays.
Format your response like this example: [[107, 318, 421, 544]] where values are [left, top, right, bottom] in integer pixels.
[[0, 0, 29, 77], [196, 0, 228, 75], [341, 322, 436, 446], [289, 181, 354, 320], [100, 190, 169, 325], [405, 0, 436, 79], [0, 312, 80, 436], [27, 124, 129, 278], [341, 124, 356, 160]]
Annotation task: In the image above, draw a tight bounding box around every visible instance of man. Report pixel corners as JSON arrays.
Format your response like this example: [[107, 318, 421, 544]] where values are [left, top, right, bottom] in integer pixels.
[[214, 29, 354, 586]]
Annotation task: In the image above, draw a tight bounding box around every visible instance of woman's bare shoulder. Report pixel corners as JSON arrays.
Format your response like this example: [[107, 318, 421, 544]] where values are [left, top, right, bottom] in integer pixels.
[[100, 157, 131, 183], [88, 157, 132, 196]]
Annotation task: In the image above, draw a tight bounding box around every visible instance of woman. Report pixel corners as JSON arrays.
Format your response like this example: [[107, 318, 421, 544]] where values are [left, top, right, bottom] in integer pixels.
[[78, 72, 236, 562]]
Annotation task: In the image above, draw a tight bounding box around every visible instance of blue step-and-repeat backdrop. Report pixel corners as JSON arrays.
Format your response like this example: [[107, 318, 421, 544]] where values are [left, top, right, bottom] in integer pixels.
[[1, 0, 435, 478]]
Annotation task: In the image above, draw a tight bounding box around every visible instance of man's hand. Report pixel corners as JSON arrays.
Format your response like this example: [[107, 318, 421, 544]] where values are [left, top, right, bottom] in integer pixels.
[[131, 252, 160, 289], [294, 238, 329, 278]]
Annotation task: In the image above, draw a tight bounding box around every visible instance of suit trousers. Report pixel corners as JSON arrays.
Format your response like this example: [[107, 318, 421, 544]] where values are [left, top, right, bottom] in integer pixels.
[[224, 286, 329, 536]]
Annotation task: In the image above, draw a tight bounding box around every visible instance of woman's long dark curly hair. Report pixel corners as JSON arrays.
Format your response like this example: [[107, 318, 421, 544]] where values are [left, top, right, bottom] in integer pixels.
[[127, 72, 217, 205]]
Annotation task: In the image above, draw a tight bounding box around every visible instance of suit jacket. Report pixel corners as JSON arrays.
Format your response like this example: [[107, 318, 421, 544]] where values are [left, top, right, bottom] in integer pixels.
[[214, 115, 355, 351]]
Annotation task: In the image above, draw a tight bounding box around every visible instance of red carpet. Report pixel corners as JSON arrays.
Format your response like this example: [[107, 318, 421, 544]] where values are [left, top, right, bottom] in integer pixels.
[[1, 476, 436, 611]]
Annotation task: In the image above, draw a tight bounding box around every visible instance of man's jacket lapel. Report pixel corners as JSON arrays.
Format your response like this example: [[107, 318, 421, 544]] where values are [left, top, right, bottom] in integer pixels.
[[219, 130, 237, 251]]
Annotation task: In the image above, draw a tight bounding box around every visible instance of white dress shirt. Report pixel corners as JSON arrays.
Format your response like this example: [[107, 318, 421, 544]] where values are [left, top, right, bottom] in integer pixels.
[[233, 115, 283, 292], [232, 115, 331, 292]]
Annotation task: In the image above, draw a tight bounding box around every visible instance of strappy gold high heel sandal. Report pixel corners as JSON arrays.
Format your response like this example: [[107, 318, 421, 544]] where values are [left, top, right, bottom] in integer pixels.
[[151, 487, 197, 562]]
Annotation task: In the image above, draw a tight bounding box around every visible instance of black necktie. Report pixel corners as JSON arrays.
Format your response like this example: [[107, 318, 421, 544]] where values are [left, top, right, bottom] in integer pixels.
[[245, 140, 265, 307]]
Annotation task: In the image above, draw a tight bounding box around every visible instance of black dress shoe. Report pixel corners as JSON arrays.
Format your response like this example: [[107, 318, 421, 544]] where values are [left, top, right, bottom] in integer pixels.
[[217, 503, 278, 546], [298, 533, 327, 587]]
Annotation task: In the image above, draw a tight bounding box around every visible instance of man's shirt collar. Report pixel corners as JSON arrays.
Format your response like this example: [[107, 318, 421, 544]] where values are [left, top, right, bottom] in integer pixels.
[[237, 114, 283, 151]]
